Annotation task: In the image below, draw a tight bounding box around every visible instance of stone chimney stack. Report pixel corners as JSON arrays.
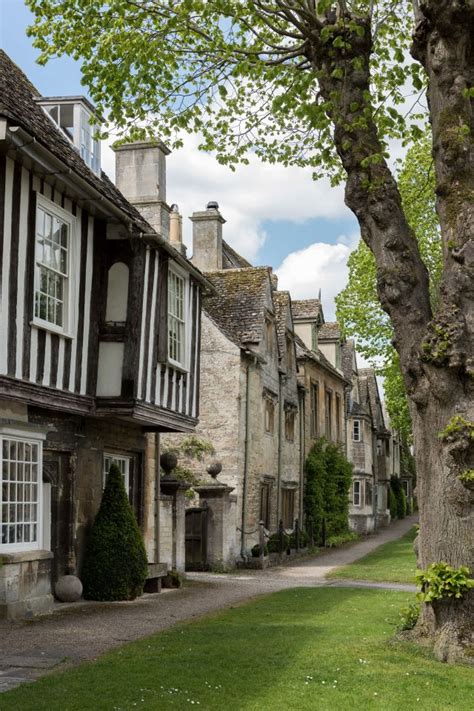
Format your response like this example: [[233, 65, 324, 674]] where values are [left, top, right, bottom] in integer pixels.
[[169, 204, 187, 256], [190, 201, 225, 272], [113, 140, 171, 238]]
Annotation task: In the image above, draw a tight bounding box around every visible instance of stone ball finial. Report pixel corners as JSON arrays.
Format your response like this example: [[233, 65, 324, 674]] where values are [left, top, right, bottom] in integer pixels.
[[207, 461, 223, 480], [160, 451, 178, 476], [55, 575, 83, 603], [206, 200, 219, 210]]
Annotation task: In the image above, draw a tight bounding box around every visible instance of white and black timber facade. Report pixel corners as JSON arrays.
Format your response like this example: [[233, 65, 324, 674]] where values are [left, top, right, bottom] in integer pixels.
[[0, 50, 207, 617]]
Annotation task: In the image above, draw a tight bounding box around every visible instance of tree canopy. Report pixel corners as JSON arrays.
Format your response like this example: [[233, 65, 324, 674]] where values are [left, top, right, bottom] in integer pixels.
[[27, 0, 426, 178]]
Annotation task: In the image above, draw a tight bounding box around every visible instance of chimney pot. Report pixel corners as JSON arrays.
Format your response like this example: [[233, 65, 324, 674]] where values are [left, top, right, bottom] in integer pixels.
[[170, 205, 183, 251]]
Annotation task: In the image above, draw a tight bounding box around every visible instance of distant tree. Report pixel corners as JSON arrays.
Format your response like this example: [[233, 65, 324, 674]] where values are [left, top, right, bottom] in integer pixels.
[[82, 463, 148, 601]]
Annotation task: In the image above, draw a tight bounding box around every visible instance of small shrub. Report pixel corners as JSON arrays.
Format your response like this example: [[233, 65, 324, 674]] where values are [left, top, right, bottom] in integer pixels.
[[251, 543, 269, 558], [397, 602, 420, 631], [389, 488, 398, 519], [325, 531, 359, 548], [267, 532, 291, 554], [398, 489, 407, 519], [163, 570, 184, 588], [82, 464, 148, 601], [288, 530, 309, 548], [416, 562, 474, 603], [390, 476, 406, 519], [459, 469, 474, 484]]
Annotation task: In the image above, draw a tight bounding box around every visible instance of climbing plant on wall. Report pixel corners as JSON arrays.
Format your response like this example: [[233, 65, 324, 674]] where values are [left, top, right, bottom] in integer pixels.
[[304, 439, 353, 544]]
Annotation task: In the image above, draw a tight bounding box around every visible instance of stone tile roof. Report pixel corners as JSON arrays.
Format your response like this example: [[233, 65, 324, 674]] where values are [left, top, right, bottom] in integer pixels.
[[359, 368, 387, 432], [222, 240, 252, 269], [273, 291, 291, 363], [292, 299, 322, 321], [318, 321, 341, 340], [349, 400, 370, 418], [341, 339, 357, 382], [0, 50, 150, 229], [203, 267, 271, 348]]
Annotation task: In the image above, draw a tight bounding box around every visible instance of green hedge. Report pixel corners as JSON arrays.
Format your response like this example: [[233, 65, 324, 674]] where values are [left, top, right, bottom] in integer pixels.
[[390, 476, 406, 520], [81, 463, 148, 601], [389, 487, 398, 519], [304, 438, 353, 545]]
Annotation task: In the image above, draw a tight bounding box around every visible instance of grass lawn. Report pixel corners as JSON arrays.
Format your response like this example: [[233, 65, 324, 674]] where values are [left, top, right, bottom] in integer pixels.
[[1, 586, 472, 711], [327, 526, 418, 584]]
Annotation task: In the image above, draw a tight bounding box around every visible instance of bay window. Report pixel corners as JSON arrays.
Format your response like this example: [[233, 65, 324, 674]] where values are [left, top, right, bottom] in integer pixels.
[[1, 435, 43, 552]]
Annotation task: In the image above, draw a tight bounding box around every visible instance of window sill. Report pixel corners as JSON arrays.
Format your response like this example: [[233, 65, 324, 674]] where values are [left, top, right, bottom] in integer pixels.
[[167, 360, 189, 374], [31, 320, 73, 340], [0, 549, 53, 565]]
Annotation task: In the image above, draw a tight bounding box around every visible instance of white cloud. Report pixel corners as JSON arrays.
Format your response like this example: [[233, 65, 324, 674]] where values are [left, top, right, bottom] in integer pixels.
[[275, 233, 359, 321], [101, 133, 352, 262]]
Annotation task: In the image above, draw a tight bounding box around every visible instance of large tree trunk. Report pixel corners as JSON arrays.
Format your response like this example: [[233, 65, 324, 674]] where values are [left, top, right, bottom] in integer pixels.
[[410, 0, 474, 663], [307, 4, 474, 662], [412, 400, 474, 663]]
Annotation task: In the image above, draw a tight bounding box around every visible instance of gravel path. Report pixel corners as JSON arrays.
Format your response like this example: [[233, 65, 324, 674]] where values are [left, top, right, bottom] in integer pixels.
[[0, 515, 417, 692]]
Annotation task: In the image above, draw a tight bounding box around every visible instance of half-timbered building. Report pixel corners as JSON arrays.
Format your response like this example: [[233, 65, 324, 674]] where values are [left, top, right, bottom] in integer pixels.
[[0, 51, 207, 617]]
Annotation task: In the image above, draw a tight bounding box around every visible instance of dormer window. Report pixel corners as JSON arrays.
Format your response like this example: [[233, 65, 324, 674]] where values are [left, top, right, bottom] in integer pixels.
[[37, 97, 101, 175]]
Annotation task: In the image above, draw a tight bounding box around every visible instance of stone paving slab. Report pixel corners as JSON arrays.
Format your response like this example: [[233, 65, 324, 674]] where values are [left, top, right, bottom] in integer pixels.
[[326, 579, 417, 592], [0, 655, 64, 669]]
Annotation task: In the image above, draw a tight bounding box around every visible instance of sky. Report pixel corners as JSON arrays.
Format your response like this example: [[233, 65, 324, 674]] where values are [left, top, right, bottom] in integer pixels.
[[0, 0, 360, 322]]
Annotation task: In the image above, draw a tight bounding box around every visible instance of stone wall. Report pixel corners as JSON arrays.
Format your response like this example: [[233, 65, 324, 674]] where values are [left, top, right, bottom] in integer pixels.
[[300, 358, 347, 460], [163, 310, 302, 561], [0, 550, 54, 619], [158, 495, 174, 569]]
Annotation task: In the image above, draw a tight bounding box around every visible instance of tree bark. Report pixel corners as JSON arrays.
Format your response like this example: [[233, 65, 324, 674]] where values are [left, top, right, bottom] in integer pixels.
[[410, 0, 474, 662], [306, 6, 474, 661]]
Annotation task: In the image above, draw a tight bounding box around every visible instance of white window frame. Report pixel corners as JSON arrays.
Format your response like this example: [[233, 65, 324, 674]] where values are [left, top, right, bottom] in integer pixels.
[[0, 431, 45, 553], [167, 266, 189, 370], [353, 480, 362, 507], [352, 419, 362, 442], [33, 194, 75, 337], [103, 453, 131, 493], [43, 102, 101, 175]]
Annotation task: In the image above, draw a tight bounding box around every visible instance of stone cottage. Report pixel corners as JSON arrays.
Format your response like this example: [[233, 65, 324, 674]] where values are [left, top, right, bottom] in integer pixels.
[[163, 204, 302, 565], [340, 342, 379, 533], [0, 51, 208, 617], [291, 300, 348, 523], [357, 368, 392, 527]]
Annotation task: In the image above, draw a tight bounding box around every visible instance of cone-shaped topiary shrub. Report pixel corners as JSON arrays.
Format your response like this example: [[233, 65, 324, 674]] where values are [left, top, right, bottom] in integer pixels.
[[81, 463, 148, 601]]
